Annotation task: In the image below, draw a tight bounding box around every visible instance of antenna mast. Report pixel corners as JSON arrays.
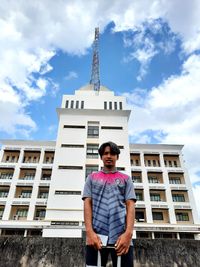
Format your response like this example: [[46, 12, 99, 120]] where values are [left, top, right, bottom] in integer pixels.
[[90, 27, 100, 91]]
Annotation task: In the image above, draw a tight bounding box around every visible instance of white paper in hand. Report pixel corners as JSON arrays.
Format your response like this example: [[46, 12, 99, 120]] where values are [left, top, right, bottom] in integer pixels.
[[98, 234, 108, 246]]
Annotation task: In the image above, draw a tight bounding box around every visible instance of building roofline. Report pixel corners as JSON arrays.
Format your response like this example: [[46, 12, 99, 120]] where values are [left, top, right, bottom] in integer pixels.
[[129, 143, 184, 150], [0, 139, 56, 146]]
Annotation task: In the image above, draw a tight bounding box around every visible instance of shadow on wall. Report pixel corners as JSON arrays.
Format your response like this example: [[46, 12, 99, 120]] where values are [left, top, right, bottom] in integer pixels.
[[0, 237, 200, 267]]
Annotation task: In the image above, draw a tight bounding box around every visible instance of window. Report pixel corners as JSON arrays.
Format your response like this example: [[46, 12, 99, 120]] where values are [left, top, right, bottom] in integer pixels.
[[58, 165, 83, 170], [16, 209, 28, 217], [0, 209, 4, 218], [117, 167, 125, 171], [119, 102, 122, 110], [65, 100, 69, 108], [153, 212, 163, 220], [85, 165, 98, 178], [86, 144, 99, 158], [135, 159, 139, 166], [38, 192, 49, 198], [148, 176, 159, 183], [23, 173, 35, 180], [0, 172, 13, 179], [150, 194, 161, 201], [172, 194, 185, 202], [51, 221, 79, 226], [0, 190, 9, 197], [114, 102, 117, 110], [81, 101, 84, 109], [36, 209, 46, 218], [104, 102, 107, 109], [109, 101, 112, 109], [21, 190, 32, 198], [41, 173, 51, 180], [64, 125, 85, 129], [61, 144, 84, 148], [76, 101, 79, 109], [132, 176, 142, 183], [136, 193, 143, 201], [169, 178, 181, 184], [101, 126, 123, 130], [176, 212, 189, 221], [70, 100, 74, 108], [55, 191, 81, 195], [136, 211, 145, 222], [87, 126, 99, 138]]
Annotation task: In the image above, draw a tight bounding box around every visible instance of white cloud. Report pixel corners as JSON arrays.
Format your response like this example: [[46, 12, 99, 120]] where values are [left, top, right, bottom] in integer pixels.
[[64, 71, 78, 80], [125, 53, 200, 217]]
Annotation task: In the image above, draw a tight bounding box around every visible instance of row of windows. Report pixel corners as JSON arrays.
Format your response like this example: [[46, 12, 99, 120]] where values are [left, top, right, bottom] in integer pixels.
[[51, 221, 79, 226], [65, 100, 123, 110], [55, 191, 81, 195], [0, 187, 49, 199], [136, 210, 191, 222], [63, 125, 123, 138], [0, 169, 51, 181], [58, 165, 125, 177], [153, 212, 189, 221], [136, 192, 186, 202], [0, 207, 46, 220], [2, 151, 54, 164], [104, 101, 123, 110], [131, 154, 181, 168], [65, 100, 84, 109], [132, 173, 185, 184]]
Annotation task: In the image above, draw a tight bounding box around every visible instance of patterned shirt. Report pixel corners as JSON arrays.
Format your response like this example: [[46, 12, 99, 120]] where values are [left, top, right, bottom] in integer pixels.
[[82, 169, 136, 244]]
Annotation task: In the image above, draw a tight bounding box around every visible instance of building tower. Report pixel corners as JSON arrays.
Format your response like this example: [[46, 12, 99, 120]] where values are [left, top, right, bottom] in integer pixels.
[[42, 29, 131, 237], [90, 27, 100, 92]]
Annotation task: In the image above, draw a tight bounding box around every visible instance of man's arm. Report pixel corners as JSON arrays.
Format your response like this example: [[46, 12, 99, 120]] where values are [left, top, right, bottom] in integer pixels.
[[84, 197, 102, 250], [115, 199, 135, 255]]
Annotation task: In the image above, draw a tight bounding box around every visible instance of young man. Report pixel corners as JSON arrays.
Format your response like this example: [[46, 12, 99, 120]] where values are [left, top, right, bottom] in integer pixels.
[[82, 141, 136, 267]]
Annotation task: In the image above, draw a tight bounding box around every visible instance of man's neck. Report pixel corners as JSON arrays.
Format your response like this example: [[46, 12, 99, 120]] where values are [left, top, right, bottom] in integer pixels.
[[102, 166, 117, 173]]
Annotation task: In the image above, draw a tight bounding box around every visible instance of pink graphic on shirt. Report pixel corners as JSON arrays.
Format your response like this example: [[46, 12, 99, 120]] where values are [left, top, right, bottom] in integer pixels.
[[91, 171, 129, 184]]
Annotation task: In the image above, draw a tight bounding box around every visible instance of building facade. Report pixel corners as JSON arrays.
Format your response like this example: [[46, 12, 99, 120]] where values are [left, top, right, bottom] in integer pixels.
[[0, 84, 199, 239]]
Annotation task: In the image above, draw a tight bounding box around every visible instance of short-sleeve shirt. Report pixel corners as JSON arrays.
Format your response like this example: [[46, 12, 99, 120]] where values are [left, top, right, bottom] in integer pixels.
[[82, 169, 136, 244]]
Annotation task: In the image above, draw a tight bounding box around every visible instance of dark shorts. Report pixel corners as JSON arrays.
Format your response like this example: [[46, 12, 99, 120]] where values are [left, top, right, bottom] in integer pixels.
[[86, 245, 134, 267]]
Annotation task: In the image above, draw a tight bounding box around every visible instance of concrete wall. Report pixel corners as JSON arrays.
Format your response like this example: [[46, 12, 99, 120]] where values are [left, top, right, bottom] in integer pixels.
[[0, 237, 200, 267]]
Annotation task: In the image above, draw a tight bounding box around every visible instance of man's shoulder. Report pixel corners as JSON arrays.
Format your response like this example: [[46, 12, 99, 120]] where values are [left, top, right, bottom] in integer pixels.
[[90, 170, 102, 179], [116, 171, 130, 180]]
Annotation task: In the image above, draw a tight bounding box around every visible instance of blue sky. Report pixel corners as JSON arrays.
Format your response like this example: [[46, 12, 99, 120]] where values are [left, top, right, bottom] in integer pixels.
[[0, 0, 200, 218]]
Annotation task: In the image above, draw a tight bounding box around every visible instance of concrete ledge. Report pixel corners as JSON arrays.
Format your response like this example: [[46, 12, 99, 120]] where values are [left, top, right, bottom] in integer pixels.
[[0, 237, 200, 267]]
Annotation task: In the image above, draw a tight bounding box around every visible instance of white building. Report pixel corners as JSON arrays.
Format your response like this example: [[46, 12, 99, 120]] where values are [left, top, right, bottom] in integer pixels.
[[0, 84, 200, 239]]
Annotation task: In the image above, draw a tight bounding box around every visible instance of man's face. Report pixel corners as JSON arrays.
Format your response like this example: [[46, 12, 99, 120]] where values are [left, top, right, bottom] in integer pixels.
[[101, 146, 118, 170]]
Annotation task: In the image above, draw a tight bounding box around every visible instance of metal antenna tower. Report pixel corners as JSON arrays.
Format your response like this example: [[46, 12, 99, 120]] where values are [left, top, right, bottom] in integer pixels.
[[90, 27, 100, 91]]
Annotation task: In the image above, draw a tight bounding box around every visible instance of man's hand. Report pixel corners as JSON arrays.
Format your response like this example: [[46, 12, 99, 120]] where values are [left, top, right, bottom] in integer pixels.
[[86, 230, 102, 250], [115, 232, 132, 256]]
